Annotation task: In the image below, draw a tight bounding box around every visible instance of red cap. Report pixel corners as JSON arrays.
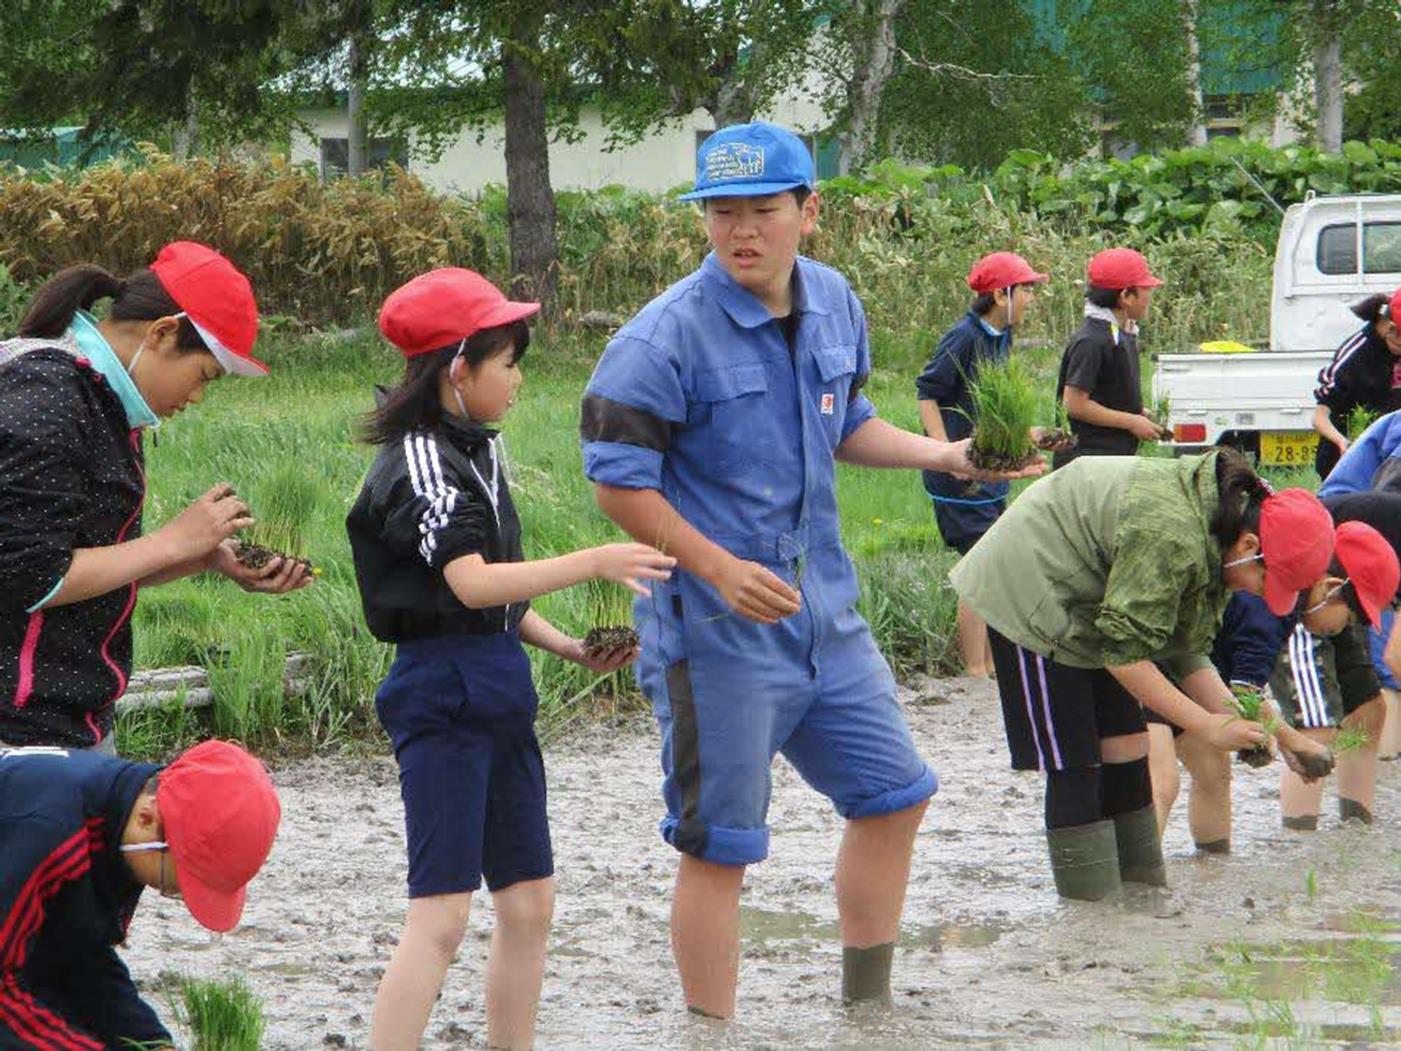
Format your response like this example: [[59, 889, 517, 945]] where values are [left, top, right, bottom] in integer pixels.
[[158, 740, 281, 933], [1333, 521, 1399, 629], [149, 242, 265, 377], [967, 252, 1049, 293], [1087, 248, 1163, 291], [1258, 488, 1335, 616], [1388, 287, 1401, 322], [379, 268, 540, 358]]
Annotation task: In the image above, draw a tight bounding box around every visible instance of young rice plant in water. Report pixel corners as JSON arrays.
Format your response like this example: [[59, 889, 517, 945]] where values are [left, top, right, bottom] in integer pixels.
[[1228, 684, 1276, 768], [174, 975, 265, 1051], [965, 355, 1039, 470]]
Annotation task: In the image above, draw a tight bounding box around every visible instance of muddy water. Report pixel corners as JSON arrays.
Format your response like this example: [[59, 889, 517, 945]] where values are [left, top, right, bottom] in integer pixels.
[[127, 677, 1401, 1048]]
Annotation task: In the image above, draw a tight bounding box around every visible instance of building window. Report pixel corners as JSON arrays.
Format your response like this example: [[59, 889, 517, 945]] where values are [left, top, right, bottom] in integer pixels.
[[319, 136, 407, 179], [1317, 221, 1401, 276]]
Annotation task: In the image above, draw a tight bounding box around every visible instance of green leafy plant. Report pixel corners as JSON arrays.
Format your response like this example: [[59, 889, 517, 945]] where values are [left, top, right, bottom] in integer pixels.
[[173, 976, 265, 1051], [1348, 405, 1381, 444], [964, 355, 1040, 470]]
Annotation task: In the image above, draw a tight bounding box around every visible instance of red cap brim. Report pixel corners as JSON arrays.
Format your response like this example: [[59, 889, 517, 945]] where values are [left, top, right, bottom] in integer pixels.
[[479, 300, 541, 330], [178, 868, 246, 933], [1138, 274, 1164, 288], [1262, 568, 1303, 617], [1357, 588, 1384, 630]]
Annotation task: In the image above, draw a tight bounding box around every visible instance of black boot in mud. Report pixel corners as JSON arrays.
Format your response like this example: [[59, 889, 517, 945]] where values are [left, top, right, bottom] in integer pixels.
[[1112, 806, 1167, 887], [841, 942, 894, 1006], [1281, 815, 1319, 831], [1046, 821, 1121, 901], [1339, 798, 1374, 825]]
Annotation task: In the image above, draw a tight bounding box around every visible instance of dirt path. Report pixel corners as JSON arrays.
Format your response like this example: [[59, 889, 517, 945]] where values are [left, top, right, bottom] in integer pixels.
[[128, 677, 1401, 1049]]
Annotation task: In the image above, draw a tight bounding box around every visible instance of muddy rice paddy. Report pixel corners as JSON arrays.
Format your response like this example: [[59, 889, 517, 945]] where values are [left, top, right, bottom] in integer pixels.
[[129, 676, 1401, 1049]]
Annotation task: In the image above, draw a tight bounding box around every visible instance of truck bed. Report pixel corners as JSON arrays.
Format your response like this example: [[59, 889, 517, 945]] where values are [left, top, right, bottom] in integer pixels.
[[1153, 350, 1333, 448]]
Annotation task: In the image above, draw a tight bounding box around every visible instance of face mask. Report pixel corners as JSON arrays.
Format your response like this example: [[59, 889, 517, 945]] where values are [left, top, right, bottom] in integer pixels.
[[1223, 552, 1263, 569], [450, 338, 472, 421], [1302, 581, 1349, 617], [126, 339, 147, 378]]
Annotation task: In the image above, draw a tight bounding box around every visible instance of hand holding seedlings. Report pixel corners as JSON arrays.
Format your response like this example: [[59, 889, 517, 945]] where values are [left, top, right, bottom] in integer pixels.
[[1029, 426, 1077, 453], [159, 483, 254, 560], [713, 556, 801, 624], [573, 626, 641, 673], [210, 540, 314, 594], [1127, 412, 1168, 442], [590, 542, 676, 598], [1223, 684, 1274, 765]]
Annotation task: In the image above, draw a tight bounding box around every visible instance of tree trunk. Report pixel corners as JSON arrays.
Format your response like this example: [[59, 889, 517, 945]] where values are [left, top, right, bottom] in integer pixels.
[[171, 81, 198, 161], [503, 36, 559, 307], [347, 37, 369, 177], [711, 76, 756, 128], [1312, 9, 1344, 153], [1182, 0, 1208, 147], [837, 0, 904, 175]]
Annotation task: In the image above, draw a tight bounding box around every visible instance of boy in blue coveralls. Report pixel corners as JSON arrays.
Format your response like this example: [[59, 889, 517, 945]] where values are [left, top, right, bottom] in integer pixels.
[[0, 740, 280, 1050], [580, 122, 1042, 1019], [916, 251, 1048, 676]]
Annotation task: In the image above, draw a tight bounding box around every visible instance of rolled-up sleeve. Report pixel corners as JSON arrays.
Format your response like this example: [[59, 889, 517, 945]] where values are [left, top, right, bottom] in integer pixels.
[[0, 363, 87, 613], [581, 335, 686, 490]]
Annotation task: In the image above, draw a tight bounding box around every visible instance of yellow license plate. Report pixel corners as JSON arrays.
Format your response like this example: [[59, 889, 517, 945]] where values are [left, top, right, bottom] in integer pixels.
[[1259, 431, 1317, 467]]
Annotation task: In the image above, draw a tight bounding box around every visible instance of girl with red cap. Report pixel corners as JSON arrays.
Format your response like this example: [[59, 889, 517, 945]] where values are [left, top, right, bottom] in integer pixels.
[[916, 251, 1050, 676], [1312, 287, 1401, 480], [0, 242, 309, 753], [347, 268, 674, 1051], [1053, 247, 1168, 469], [949, 450, 1336, 901]]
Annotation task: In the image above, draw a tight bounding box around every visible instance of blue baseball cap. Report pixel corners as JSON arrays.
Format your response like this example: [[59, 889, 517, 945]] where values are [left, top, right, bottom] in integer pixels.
[[679, 122, 816, 201]]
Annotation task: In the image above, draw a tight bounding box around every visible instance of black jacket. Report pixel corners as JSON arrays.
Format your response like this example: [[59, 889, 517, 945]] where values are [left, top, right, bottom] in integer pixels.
[[347, 414, 528, 643], [0, 340, 146, 748], [0, 747, 171, 1050], [1054, 315, 1143, 466]]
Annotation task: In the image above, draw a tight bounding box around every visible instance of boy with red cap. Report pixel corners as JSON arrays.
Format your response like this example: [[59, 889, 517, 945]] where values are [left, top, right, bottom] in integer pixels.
[[0, 738, 280, 1049], [1053, 247, 1167, 469], [916, 251, 1049, 676], [347, 268, 674, 1051], [0, 242, 310, 754], [950, 450, 1336, 900], [1311, 287, 1401, 480]]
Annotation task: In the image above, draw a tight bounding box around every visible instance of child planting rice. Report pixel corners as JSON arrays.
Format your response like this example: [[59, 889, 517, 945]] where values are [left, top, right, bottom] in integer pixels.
[[949, 450, 1335, 900], [1311, 287, 1401, 480]]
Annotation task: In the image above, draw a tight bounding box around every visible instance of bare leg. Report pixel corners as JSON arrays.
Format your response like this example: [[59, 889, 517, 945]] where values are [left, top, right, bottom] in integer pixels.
[[484, 877, 555, 1050], [1379, 688, 1401, 760], [672, 855, 745, 1020], [1177, 733, 1232, 849], [1146, 723, 1181, 839], [370, 893, 473, 1051], [835, 802, 929, 1003], [1280, 727, 1333, 828], [957, 602, 991, 678], [1337, 697, 1386, 818]]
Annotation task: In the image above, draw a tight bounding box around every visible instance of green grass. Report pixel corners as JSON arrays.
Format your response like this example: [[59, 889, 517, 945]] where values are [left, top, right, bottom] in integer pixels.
[[171, 975, 265, 1051]]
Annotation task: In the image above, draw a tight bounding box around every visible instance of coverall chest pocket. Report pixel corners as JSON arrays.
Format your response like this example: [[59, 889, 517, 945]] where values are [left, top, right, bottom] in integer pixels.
[[692, 362, 772, 473], [813, 344, 858, 447]]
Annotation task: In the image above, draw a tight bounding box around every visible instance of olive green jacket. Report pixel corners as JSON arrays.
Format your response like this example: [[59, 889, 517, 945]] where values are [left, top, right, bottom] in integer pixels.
[[949, 453, 1228, 679]]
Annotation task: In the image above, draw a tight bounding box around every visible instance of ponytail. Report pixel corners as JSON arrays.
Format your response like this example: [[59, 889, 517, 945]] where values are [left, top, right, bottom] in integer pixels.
[[18, 264, 203, 350], [1350, 293, 1389, 323], [1211, 446, 1272, 548]]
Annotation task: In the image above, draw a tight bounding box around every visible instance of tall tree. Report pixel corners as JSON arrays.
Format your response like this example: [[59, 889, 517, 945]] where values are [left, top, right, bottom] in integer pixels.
[[1182, 0, 1208, 147], [822, 0, 904, 174]]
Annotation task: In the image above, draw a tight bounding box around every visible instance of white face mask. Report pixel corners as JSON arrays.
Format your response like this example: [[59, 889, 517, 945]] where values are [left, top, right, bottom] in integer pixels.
[[1302, 581, 1349, 617], [126, 339, 147, 378], [1223, 552, 1263, 569], [450, 339, 471, 420]]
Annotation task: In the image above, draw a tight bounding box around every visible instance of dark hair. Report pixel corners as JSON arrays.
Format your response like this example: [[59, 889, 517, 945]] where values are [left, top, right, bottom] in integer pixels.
[[18, 264, 204, 350], [970, 291, 997, 316], [1086, 285, 1130, 308], [1350, 293, 1390, 323], [1211, 446, 1271, 549], [1319, 556, 1370, 621], [362, 320, 530, 445]]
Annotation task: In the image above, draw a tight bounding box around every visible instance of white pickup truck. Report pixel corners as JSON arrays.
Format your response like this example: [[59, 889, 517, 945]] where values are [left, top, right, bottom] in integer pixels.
[[1153, 193, 1401, 468]]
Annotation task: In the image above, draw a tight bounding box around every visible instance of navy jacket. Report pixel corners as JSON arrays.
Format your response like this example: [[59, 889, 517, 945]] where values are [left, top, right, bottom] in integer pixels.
[[1211, 591, 1294, 688], [0, 747, 170, 1050]]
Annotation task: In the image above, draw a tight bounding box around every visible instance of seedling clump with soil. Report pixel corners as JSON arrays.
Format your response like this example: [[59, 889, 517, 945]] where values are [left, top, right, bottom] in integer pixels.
[[582, 625, 639, 658], [1228, 684, 1276, 768], [965, 356, 1042, 471], [231, 467, 319, 578]]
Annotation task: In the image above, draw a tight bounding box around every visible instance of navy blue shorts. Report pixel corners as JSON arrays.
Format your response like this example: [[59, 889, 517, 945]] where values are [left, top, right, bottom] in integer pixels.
[[375, 632, 553, 897]]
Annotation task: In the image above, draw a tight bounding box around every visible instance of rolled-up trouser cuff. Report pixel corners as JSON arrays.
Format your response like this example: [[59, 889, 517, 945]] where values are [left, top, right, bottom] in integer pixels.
[[660, 816, 769, 866]]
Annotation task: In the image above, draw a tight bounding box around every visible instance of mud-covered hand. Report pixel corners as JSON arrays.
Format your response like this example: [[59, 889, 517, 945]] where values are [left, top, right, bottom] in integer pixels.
[[942, 437, 1047, 483], [1278, 738, 1335, 782], [208, 540, 314, 594], [564, 637, 639, 674]]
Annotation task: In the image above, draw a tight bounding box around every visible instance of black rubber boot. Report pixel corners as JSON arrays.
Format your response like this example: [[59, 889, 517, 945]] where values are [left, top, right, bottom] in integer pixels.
[[1282, 814, 1319, 831], [1112, 805, 1167, 886], [1047, 820, 1121, 901], [1339, 798, 1374, 825], [841, 943, 894, 1006]]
